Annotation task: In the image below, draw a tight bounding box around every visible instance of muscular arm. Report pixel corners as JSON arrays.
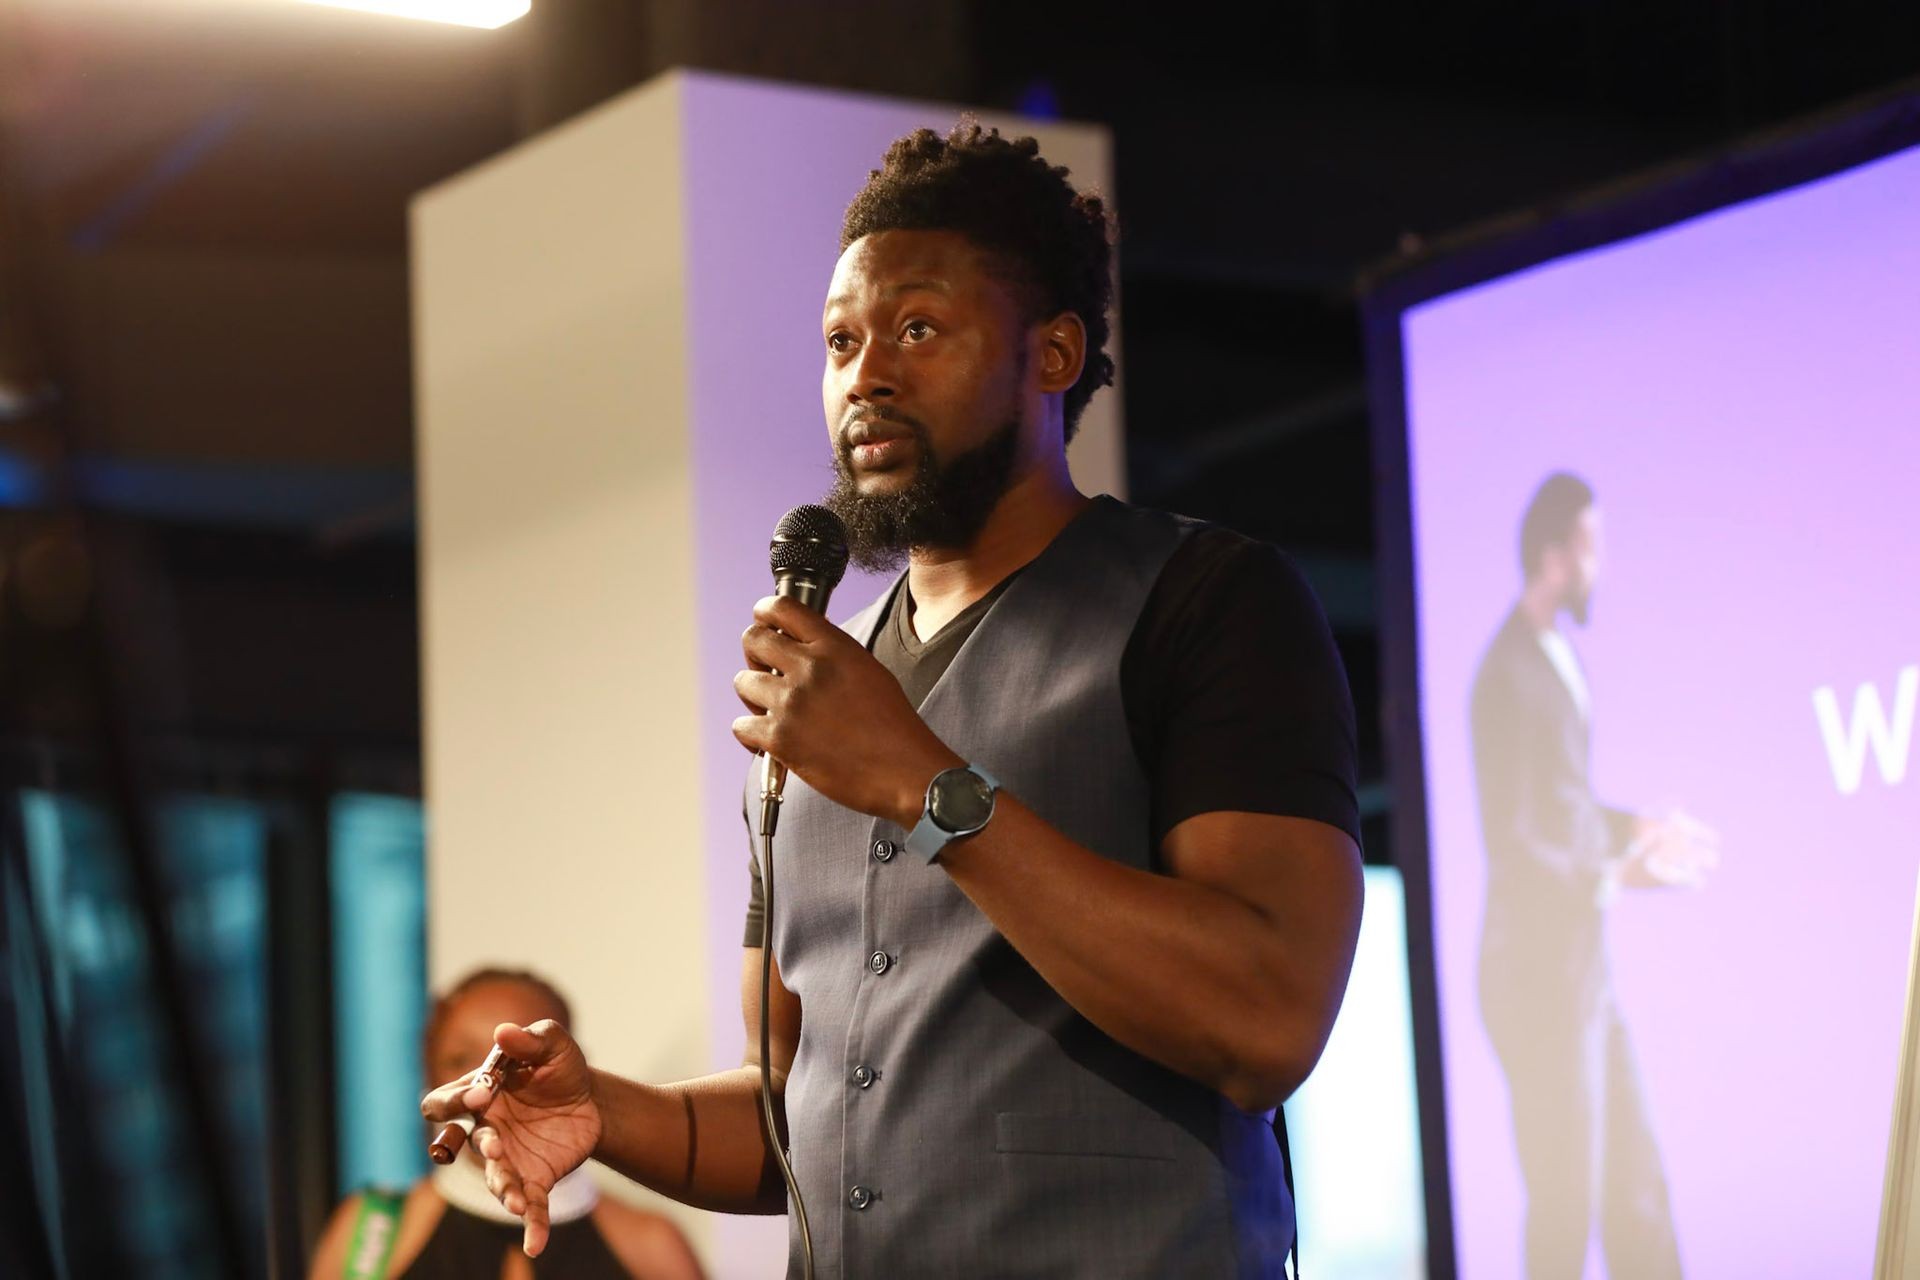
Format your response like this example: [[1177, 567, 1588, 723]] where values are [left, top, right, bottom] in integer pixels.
[[587, 950, 798, 1214], [919, 790, 1362, 1113]]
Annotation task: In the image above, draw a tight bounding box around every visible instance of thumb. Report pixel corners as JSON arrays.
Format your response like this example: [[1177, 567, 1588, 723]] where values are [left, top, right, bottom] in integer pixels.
[[493, 1019, 565, 1065]]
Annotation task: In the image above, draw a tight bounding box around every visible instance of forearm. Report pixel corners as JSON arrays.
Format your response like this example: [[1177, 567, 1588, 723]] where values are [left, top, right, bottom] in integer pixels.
[[933, 797, 1349, 1112], [590, 1066, 785, 1214]]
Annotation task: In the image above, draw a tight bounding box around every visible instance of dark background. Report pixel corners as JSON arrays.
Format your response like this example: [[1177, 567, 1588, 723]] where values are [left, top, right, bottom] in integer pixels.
[[4, 0, 1916, 856], [0, 2, 1913, 1274], [2, 0, 1916, 848]]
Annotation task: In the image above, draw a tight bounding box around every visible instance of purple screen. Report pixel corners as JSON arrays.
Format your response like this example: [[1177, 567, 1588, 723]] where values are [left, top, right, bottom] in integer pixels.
[[1401, 143, 1920, 1277]]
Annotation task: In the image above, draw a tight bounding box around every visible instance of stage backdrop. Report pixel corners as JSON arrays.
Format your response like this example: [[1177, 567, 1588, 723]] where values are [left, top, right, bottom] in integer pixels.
[[1384, 137, 1920, 1276], [411, 69, 1121, 1274]]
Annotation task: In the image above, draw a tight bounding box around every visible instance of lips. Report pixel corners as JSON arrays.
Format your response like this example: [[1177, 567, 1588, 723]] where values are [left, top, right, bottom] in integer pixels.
[[845, 420, 913, 448], [850, 436, 912, 469], [843, 417, 918, 471]]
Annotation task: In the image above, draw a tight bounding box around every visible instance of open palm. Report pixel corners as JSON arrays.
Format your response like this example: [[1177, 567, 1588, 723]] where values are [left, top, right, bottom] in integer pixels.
[[423, 1019, 603, 1255]]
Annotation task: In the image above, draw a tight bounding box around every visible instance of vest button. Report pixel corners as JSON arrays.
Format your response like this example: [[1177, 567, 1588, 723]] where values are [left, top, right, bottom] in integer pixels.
[[868, 950, 892, 975], [848, 1185, 874, 1210], [870, 838, 897, 863], [851, 1064, 875, 1088]]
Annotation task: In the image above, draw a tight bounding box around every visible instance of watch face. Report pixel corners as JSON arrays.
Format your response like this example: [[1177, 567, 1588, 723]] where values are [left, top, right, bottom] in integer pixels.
[[930, 767, 995, 834]]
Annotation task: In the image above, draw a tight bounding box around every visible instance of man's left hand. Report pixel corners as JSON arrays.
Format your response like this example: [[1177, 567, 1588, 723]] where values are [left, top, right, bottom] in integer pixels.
[[733, 594, 961, 826]]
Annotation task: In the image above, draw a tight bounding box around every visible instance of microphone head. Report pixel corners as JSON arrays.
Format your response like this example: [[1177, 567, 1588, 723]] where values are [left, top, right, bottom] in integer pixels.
[[769, 504, 849, 591]]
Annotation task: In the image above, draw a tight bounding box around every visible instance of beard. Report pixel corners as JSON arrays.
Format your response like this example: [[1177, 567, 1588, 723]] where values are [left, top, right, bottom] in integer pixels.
[[825, 411, 1023, 572], [1569, 590, 1593, 626]]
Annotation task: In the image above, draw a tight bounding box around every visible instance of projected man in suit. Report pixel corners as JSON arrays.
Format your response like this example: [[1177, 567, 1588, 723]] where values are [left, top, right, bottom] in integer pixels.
[[1470, 472, 1716, 1279]]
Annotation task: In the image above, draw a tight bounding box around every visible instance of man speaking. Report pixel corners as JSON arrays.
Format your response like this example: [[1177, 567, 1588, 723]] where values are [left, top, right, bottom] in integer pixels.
[[423, 122, 1364, 1278]]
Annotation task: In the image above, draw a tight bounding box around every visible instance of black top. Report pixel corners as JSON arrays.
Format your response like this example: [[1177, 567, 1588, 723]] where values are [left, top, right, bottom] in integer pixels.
[[397, 1203, 629, 1279], [742, 520, 1359, 946]]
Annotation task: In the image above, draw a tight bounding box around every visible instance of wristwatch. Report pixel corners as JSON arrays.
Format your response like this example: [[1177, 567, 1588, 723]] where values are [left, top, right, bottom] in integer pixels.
[[905, 764, 1001, 863]]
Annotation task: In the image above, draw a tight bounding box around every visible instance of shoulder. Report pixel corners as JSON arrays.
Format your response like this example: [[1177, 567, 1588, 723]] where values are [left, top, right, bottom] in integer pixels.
[[308, 1192, 366, 1280], [1127, 510, 1334, 656], [308, 1181, 443, 1280], [592, 1199, 705, 1280], [1160, 517, 1314, 601], [1472, 612, 1544, 697]]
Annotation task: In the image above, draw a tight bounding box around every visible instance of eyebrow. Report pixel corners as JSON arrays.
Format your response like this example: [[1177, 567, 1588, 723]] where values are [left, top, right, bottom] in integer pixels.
[[824, 279, 951, 311]]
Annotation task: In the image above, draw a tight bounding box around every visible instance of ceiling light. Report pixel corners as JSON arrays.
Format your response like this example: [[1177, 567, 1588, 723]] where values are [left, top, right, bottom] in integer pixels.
[[295, 0, 530, 29]]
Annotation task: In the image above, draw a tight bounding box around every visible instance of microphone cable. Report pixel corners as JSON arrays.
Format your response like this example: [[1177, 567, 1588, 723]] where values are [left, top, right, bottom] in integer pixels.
[[751, 503, 842, 1280], [758, 790, 814, 1280]]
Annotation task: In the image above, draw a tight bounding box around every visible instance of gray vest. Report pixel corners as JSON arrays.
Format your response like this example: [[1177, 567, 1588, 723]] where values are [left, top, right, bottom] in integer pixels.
[[755, 497, 1293, 1278]]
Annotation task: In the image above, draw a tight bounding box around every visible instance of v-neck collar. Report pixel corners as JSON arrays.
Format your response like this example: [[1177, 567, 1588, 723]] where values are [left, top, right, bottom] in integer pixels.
[[851, 494, 1119, 653]]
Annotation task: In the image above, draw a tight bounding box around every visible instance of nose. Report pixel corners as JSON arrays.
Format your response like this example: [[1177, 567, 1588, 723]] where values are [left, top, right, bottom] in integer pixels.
[[844, 337, 900, 406]]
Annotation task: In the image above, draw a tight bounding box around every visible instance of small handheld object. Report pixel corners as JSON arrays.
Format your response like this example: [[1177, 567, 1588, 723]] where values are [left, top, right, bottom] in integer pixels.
[[428, 1044, 513, 1165], [428, 1116, 473, 1166]]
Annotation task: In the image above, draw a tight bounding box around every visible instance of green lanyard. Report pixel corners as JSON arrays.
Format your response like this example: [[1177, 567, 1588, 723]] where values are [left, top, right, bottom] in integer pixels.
[[342, 1189, 406, 1280]]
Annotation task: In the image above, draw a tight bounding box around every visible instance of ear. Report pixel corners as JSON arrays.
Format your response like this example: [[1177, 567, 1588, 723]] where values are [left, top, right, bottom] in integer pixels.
[[1035, 312, 1086, 395], [1537, 542, 1572, 583]]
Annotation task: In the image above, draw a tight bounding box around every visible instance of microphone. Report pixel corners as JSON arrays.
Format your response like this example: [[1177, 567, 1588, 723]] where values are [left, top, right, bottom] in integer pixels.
[[758, 505, 849, 829], [753, 504, 844, 1280]]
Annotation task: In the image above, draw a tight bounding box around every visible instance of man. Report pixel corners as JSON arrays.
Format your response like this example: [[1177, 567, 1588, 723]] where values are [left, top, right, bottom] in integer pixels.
[[1470, 472, 1718, 1279], [424, 123, 1363, 1278]]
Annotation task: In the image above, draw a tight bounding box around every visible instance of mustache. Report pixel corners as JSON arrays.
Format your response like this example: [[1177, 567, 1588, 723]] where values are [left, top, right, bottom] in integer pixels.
[[838, 406, 930, 448]]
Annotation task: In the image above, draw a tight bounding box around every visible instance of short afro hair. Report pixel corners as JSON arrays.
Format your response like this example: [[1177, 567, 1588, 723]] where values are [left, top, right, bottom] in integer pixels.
[[1519, 471, 1595, 576], [840, 121, 1116, 442]]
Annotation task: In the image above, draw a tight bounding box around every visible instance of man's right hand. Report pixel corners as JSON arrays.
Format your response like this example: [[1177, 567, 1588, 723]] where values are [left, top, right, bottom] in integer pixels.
[[1620, 811, 1722, 889], [420, 1019, 603, 1258]]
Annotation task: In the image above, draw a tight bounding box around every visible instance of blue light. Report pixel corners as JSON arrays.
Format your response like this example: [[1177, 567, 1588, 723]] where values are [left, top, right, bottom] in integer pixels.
[[1017, 81, 1062, 120], [330, 792, 429, 1196]]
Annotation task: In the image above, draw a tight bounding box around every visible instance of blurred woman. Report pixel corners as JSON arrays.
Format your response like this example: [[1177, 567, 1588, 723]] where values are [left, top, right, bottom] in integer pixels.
[[309, 967, 704, 1280]]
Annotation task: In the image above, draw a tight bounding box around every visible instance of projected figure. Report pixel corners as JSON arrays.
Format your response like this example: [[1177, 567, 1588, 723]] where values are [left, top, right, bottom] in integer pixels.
[[1470, 472, 1718, 1279]]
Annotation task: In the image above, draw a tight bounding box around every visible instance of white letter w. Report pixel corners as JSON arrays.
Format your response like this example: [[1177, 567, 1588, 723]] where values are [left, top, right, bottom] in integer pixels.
[[1813, 665, 1919, 795]]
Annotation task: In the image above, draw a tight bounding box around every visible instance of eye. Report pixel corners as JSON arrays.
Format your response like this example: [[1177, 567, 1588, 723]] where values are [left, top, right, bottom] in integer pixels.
[[826, 330, 856, 354], [901, 319, 935, 343]]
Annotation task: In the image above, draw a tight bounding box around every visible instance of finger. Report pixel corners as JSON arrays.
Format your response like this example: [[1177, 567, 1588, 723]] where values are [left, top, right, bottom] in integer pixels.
[[1670, 811, 1722, 845], [734, 669, 782, 714], [474, 1122, 506, 1162], [484, 1148, 528, 1217], [522, 1183, 553, 1257], [493, 1020, 562, 1067], [754, 593, 832, 642], [422, 1079, 480, 1124], [741, 620, 806, 671], [733, 713, 772, 755]]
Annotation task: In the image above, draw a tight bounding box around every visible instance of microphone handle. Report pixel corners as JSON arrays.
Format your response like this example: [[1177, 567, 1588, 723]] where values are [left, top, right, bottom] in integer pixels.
[[759, 570, 837, 803], [773, 570, 833, 613]]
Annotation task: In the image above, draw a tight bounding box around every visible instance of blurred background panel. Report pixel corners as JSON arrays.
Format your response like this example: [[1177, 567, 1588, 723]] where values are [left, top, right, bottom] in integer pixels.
[[328, 791, 427, 1200], [1283, 866, 1426, 1280]]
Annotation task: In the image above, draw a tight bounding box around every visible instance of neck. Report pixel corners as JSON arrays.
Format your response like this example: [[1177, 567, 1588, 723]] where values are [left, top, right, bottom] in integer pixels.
[[1517, 579, 1562, 632], [906, 456, 1086, 631]]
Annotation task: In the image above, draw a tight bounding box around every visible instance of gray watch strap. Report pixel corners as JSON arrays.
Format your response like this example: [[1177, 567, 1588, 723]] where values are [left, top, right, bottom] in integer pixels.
[[905, 764, 1001, 863]]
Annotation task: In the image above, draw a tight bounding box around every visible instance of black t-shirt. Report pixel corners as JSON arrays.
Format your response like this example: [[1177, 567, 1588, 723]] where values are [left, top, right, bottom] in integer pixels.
[[742, 521, 1359, 947]]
